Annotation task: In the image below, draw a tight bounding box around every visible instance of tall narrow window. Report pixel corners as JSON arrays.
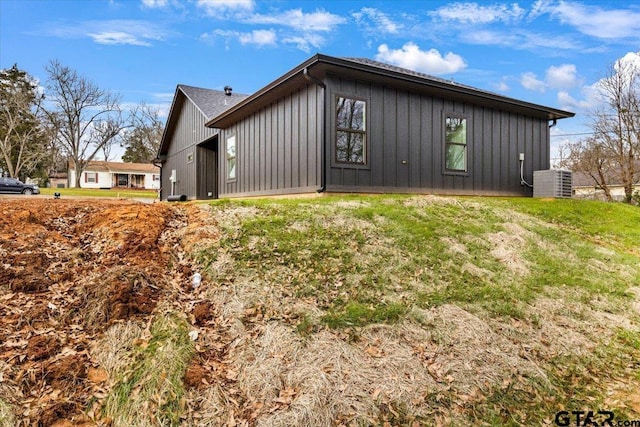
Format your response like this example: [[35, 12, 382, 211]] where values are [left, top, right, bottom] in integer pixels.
[[445, 116, 467, 172], [336, 96, 366, 165], [226, 135, 236, 181]]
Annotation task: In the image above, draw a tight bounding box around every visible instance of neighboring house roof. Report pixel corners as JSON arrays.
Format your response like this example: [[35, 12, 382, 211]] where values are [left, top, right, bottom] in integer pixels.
[[69, 161, 159, 174], [158, 84, 249, 156], [206, 53, 575, 129], [572, 161, 640, 188]]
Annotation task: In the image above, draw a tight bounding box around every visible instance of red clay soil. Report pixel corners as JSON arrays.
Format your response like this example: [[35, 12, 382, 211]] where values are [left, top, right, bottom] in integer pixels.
[[0, 198, 184, 426]]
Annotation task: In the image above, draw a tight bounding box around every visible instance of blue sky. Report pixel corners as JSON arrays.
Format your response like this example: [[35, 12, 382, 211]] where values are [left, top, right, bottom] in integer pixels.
[[1, 0, 639, 162]]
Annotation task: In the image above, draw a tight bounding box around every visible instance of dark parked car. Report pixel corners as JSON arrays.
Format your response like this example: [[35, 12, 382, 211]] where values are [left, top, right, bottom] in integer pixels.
[[0, 177, 40, 195]]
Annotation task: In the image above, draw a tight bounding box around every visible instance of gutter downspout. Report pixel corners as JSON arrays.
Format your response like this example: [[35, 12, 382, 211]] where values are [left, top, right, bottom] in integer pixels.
[[549, 118, 557, 128], [303, 68, 327, 193]]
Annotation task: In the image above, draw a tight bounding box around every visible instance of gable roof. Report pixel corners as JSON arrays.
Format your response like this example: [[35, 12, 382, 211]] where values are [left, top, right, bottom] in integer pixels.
[[70, 161, 159, 174], [206, 53, 575, 129], [158, 84, 248, 156], [179, 84, 249, 119]]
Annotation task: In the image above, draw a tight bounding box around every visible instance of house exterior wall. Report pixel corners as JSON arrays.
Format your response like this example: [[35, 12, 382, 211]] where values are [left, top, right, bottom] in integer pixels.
[[217, 84, 324, 197], [161, 98, 217, 199], [323, 74, 550, 196], [574, 184, 639, 201], [144, 173, 161, 190], [68, 169, 111, 188], [69, 169, 159, 189]]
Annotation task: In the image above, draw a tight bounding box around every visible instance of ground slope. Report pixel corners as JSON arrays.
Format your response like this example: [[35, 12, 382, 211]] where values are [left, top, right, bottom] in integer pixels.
[[1, 196, 639, 426]]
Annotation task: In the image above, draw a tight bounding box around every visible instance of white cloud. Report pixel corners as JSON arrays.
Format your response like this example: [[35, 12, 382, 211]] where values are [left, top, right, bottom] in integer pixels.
[[197, 0, 254, 16], [282, 34, 325, 52], [616, 51, 640, 71], [245, 9, 346, 32], [521, 63, 579, 92], [47, 20, 167, 46], [352, 7, 401, 34], [201, 28, 277, 48], [528, 0, 553, 19], [375, 42, 467, 75], [463, 28, 579, 52], [520, 72, 546, 92], [492, 79, 510, 92], [238, 29, 277, 46], [141, 0, 167, 8], [549, 1, 640, 39], [557, 90, 591, 111], [429, 2, 525, 24], [545, 64, 577, 89], [89, 31, 151, 46]]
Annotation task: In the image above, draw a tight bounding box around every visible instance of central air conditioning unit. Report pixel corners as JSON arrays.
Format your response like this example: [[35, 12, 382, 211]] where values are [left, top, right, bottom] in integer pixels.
[[533, 169, 572, 198]]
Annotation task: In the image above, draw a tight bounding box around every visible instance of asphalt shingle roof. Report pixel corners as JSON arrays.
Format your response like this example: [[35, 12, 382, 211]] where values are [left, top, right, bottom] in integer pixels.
[[341, 57, 504, 98], [178, 84, 249, 120]]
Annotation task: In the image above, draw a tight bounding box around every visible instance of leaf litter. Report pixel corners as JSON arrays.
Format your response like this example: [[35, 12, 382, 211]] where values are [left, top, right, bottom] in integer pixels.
[[1, 196, 639, 426]]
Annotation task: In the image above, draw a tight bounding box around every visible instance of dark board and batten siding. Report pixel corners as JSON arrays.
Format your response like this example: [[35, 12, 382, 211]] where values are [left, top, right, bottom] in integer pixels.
[[325, 74, 550, 196], [162, 99, 217, 199], [218, 84, 324, 197]]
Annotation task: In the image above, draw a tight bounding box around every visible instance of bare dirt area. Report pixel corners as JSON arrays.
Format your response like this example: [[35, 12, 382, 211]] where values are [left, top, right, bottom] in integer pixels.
[[0, 198, 201, 426]]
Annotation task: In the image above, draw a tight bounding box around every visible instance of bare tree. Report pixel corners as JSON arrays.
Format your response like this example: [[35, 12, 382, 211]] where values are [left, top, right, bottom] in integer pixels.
[[44, 60, 127, 188], [121, 103, 164, 163], [561, 137, 617, 201], [0, 64, 51, 179], [562, 55, 640, 202]]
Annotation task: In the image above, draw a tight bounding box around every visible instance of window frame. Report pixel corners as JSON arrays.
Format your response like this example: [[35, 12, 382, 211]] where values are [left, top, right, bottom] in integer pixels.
[[443, 112, 470, 176], [225, 134, 237, 182], [333, 94, 369, 168], [84, 172, 98, 183]]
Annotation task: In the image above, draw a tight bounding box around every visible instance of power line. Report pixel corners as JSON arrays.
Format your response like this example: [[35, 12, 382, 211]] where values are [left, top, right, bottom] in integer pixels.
[[551, 132, 594, 137]]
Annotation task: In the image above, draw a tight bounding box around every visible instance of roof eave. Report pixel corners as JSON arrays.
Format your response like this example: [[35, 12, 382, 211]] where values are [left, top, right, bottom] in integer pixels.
[[206, 54, 324, 129], [206, 53, 575, 128]]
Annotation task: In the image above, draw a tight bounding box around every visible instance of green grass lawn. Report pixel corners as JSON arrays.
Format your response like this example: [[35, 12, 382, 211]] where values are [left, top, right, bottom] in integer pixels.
[[189, 194, 640, 425], [39, 187, 159, 199]]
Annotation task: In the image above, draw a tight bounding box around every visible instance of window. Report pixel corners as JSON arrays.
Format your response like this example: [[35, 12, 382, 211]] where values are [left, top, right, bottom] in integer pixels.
[[117, 174, 128, 186], [226, 135, 236, 181], [336, 96, 366, 165], [445, 115, 467, 172], [85, 172, 98, 183]]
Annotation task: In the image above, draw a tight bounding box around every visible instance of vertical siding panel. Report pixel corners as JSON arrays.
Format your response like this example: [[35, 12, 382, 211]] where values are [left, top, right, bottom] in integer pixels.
[[284, 95, 291, 189], [248, 116, 252, 192], [293, 92, 300, 188], [482, 108, 492, 189], [420, 95, 432, 188], [370, 84, 384, 187], [500, 112, 509, 192], [508, 113, 518, 193], [492, 111, 501, 191], [264, 108, 271, 190], [277, 100, 285, 189], [309, 85, 322, 188], [299, 88, 308, 188], [409, 92, 421, 187], [431, 98, 443, 190], [396, 90, 409, 188], [383, 87, 397, 187], [356, 81, 370, 187]]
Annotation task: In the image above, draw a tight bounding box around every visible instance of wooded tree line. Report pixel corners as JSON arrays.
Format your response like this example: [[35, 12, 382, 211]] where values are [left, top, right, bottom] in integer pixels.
[[0, 61, 163, 188]]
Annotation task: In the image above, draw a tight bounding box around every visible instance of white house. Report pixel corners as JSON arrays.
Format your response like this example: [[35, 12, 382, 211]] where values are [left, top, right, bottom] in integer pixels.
[[68, 161, 160, 190]]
